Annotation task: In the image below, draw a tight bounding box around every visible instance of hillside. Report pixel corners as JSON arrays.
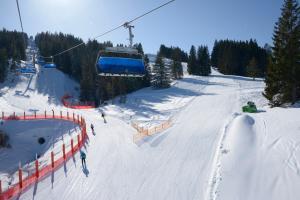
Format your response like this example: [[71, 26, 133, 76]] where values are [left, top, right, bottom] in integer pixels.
[[0, 48, 299, 200]]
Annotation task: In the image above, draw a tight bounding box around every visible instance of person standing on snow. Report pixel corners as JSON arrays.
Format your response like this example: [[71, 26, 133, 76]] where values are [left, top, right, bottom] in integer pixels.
[[101, 112, 106, 123], [80, 150, 86, 167], [91, 123, 94, 132]]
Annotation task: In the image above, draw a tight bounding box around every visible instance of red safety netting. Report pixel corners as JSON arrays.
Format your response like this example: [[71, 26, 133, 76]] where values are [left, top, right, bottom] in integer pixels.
[[61, 94, 95, 109], [0, 111, 88, 200]]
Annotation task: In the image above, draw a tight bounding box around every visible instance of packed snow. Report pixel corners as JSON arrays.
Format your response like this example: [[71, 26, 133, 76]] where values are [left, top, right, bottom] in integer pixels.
[[0, 120, 80, 191], [0, 44, 300, 200]]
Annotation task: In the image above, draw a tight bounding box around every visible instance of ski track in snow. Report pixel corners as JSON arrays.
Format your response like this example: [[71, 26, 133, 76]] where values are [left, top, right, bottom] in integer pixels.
[[206, 113, 240, 200]]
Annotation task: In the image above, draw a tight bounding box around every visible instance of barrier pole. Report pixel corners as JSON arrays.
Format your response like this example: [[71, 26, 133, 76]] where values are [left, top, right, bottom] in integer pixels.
[[51, 152, 54, 168], [34, 111, 36, 118], [81, 131, 84, 141], [63, 144, 66, 160], [60, 111, 62, 119], [35, 156, 39, 178], [73, 113, 75, 121], [52, 110, 54, 118], [23, 112, 25, 120], [77, 135, 80, 146], [13, 112, 15, 118], [18, 163, 23, 189], [0, 180, 2, 194], [44, 111, 46, 119], [67, 112, 69, 119], [71, 139, 74, 153]]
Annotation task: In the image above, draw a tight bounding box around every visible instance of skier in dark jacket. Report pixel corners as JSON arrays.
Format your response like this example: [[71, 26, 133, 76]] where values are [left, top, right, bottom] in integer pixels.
[[90, 123, 94, 132], [101, 112, 106, 123], [80, 150, 86, 167]]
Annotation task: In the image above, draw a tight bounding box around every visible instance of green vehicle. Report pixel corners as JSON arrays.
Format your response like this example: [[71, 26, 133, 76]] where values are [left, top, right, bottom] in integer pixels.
[[242, 101, 258, 113]]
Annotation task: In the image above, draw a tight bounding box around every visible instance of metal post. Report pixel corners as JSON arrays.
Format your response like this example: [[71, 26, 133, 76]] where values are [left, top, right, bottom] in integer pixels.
[[81, 131, 84, 141], [35, 154, 39, 178], [51, 152, 54, 168], [62, 144, 66, 160], [18, 162, 23, 189], [124, 22, 134, 47], [71, 139, 74, 153], [77, 135, 80, 146], [33, 53, 35, 67]]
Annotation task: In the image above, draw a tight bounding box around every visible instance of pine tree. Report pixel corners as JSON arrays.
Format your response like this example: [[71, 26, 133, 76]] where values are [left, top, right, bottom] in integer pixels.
[[264, 0, 300, 105], [80, 48, 96, 102], [264, 57, 282, 106], [0, 48, 8, 82], [142, 55, 151, 87], [197, 46, 211, 76], [151, 54, 171, 88], [134, 43, 144, 55], [187, 45, 197, 75], [171, 48, 183, 79], [246, 57, 260, 80]]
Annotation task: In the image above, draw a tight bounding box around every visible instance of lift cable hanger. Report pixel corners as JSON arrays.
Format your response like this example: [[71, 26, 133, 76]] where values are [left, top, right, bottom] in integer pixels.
[[38, 0, 175, 59]]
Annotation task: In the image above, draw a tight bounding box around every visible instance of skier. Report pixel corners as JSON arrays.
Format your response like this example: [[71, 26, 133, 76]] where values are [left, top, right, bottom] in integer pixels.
[[101, 112, 106, 123], [90, 123, 94, 134], [80, 150, 86, 167]]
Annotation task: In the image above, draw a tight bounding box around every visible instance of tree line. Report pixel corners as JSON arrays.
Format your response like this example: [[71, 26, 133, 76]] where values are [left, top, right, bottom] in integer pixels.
[[0, 29, 27, 82], [159, 44, 188, 62], [211, 39, 268, 77]]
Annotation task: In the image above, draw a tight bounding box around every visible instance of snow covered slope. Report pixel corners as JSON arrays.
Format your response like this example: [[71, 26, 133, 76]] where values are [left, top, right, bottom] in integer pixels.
[[211, 108, 300, 200], [0, 64, 78, 113], [12, 70, 242, 200], [0, 119, 80, 191], [1, 56, 300, 200], [103, 74, 209, 128]]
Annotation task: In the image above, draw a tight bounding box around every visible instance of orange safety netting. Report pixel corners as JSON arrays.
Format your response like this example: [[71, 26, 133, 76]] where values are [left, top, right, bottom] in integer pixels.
[[61, 94, 95, 109], [132, 119, 172, 142], [0, 111, 88, 200]]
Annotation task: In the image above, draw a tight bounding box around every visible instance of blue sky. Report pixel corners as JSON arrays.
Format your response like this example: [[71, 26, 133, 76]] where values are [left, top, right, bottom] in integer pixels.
[[0, 0, 283, 54]]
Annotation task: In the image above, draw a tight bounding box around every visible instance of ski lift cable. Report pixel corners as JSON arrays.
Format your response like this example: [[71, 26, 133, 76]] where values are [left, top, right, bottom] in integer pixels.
[[41, 0, 175, 59], [15, 0, 26, 48]]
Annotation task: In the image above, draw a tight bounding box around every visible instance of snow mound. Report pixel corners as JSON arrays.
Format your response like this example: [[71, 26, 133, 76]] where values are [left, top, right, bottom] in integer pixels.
[[216, 115, 258, 200], [225, 115, 256, 156]]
